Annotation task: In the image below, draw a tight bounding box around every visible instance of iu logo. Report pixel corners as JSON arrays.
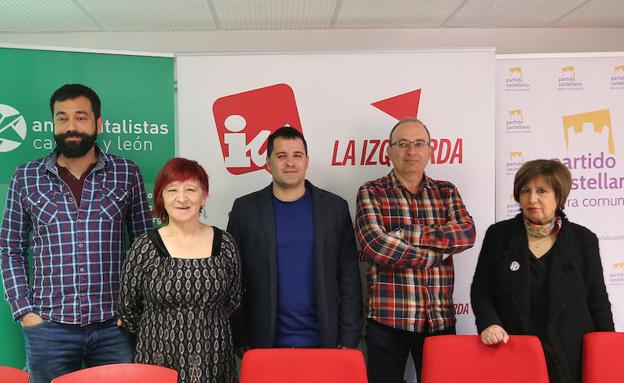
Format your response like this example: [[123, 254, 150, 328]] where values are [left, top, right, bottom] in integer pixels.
[[213, 84, 303, 175]]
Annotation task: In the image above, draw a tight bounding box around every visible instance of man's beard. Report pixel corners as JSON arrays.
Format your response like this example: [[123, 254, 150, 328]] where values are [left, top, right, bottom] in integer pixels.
[[54, 131, 98, 158]]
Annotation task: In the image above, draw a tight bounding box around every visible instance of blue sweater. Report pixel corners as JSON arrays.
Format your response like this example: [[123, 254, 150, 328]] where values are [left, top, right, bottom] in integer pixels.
[[272, 189, 319, 347]]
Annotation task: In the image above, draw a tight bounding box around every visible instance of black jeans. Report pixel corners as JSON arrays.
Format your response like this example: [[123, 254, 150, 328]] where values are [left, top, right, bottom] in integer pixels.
[[365, 318, 456, 383]]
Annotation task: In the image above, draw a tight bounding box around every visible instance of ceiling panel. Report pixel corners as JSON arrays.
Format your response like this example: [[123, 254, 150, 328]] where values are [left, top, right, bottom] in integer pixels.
[[0, 0, 622, 33], [78, 0, 217, 31], [0, 0, 99, 32], [554, 0, 624, 27], [336, 0, 464, 28], [446, 0, 588, 27], [213, 0, 338, 30]]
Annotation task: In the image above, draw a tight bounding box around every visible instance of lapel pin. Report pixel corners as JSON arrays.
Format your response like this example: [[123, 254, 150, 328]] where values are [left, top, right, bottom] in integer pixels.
[[510, 261, 520, 271]]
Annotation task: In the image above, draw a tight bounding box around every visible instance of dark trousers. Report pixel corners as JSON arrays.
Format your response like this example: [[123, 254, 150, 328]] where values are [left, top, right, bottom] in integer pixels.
[[366, 318, 456, 383]]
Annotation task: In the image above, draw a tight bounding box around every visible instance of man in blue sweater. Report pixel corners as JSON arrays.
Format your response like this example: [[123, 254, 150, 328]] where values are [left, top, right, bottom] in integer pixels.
[[227, 126, 362, 351]]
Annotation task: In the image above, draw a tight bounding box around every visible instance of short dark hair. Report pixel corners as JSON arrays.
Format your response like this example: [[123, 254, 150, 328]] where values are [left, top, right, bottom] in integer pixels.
[[389, 118, 431, 142], [266, 126, 308, 157], [153, 157, 209, 222], [50, 84, 101, 120], [513, 159, 572, 210]]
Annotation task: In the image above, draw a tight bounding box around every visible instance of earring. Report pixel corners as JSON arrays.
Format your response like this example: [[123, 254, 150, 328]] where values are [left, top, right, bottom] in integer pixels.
[[200, 205, 207, 220]]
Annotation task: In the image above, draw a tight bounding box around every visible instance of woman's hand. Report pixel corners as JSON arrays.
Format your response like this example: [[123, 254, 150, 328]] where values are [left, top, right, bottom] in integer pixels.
[[480, 325, 509, 345]]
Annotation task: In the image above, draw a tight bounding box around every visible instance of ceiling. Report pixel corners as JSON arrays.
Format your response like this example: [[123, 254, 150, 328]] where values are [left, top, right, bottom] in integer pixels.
[[0, 0, 623, 34]]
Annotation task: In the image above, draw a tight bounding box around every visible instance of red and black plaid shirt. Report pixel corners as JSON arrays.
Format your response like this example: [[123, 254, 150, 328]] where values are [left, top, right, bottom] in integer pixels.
[[355, 171, 475, 332]]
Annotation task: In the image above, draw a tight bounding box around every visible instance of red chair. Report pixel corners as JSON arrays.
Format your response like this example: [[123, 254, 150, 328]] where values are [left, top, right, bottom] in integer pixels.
[[0, 366, 29, 383], [583, 331, 624, 383], [421, 335, 549, 383], [50, 363, 177, 383], [239, 348, 367, 383]]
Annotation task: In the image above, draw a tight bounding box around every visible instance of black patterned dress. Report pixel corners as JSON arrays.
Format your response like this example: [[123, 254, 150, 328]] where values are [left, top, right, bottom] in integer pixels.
[[118, 227, 241, 383]]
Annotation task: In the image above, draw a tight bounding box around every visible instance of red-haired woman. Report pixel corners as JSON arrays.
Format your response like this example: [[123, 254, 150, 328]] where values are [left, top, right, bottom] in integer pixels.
[[118, 157, 241, 383]]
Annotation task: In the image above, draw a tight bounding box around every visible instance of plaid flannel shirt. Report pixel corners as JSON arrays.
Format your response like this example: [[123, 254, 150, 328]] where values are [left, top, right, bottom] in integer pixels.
[[0, 147, 151, 325], [355, 171, 475, 332]]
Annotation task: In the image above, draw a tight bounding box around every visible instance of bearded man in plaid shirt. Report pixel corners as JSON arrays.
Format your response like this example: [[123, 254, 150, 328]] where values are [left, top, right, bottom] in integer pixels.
[[0, 84, 152, 383], [356, 118, 476, 383]]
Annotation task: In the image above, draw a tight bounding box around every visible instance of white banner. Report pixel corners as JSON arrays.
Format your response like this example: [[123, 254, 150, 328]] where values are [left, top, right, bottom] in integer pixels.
[[496, 53, 624, 330], [176, 50, 496, 381]]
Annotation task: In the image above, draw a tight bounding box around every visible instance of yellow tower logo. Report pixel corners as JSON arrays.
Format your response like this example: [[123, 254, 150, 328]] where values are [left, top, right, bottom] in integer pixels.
[[561, 66, 576, 78], [509, 109, 523, 122], [562, 109, 615, 155], [509, 67, 523, 79], [509, 151, 524, 161]]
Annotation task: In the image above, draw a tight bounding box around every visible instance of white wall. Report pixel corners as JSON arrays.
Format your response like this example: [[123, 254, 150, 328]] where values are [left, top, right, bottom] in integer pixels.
[[1, 28, 624, 54]]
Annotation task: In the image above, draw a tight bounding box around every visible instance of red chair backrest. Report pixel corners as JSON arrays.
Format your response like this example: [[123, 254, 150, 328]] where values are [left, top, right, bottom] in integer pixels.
[[0, 365, 29, 383], [239, 348, 368, 383], [50, 363, 178, 383], [421, 335, 549, 383], [582, 331, 624, 383]]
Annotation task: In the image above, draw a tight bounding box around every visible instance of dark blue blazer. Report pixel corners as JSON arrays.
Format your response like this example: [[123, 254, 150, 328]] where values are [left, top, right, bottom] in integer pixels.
[[227, 180, 363, 349]]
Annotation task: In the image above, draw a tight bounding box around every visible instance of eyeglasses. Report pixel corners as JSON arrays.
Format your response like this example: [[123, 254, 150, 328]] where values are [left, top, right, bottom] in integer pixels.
[[389, 139, 431, 151]]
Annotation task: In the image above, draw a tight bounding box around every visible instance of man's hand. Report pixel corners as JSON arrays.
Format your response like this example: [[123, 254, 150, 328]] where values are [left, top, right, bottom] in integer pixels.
[[20, 313, 44, 328], [480, 324, 509, 345]]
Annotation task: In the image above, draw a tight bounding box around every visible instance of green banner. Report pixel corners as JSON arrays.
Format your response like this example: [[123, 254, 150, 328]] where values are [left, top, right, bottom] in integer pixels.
[[0, 47, 175, 369]]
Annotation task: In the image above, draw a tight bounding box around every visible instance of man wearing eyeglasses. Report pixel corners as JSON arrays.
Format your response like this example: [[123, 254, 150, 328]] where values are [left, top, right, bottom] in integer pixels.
[[355, 118, 476, 383]]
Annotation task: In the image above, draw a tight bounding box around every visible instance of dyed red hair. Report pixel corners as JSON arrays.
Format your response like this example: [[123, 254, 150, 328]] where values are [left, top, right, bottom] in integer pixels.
[[152, 157, 209, 221]]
